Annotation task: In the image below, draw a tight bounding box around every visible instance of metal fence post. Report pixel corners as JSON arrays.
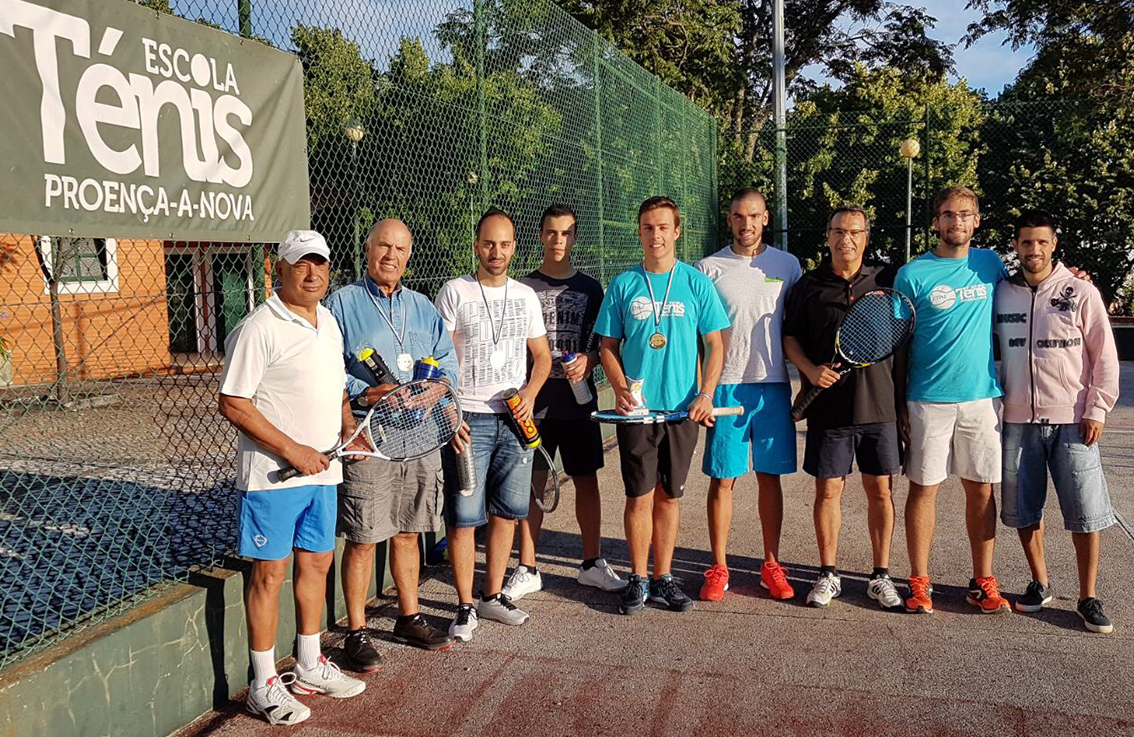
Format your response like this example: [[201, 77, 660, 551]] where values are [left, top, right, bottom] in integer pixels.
[[237, 0, 251, 37], [593, 39, 606, 284], [655, 77, 663, 193], [475, 0, 488, 211], [923, 104, 932, 252]]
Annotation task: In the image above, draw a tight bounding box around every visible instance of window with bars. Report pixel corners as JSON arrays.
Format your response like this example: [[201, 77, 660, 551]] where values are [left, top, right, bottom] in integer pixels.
[[54, 237, 110, 282]]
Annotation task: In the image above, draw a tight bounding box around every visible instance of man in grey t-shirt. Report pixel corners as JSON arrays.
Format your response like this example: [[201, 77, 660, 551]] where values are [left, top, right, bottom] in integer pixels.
[[694, 188, 801, 603]]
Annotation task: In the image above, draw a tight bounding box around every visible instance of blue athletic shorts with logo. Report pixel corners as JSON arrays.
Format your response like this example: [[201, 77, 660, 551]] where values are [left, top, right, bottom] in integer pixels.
[[238, 484, 338, 560], [1001, 422, 1116, 533], [442, 411, 533, 528], [703, 382, 797, 478]]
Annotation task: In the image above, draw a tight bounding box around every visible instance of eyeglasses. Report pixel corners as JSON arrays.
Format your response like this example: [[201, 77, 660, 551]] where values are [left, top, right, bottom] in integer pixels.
[[828, 228, 866, 240], [937, 211, 977, 222]]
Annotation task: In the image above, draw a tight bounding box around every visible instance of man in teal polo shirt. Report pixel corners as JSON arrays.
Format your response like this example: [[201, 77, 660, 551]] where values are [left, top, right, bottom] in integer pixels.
[[596, 196, 730, 616]]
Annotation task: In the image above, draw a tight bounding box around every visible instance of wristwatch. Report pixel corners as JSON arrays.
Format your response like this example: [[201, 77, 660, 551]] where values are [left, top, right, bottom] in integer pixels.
[[355, 391, 370, 408]]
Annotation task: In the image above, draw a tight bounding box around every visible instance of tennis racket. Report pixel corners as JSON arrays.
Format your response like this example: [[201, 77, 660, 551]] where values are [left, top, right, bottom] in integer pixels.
[[530, 445, 560, 514], [790, 288, 915, 422], [277, 379, 462, 481], [590, 406, 744, 424]]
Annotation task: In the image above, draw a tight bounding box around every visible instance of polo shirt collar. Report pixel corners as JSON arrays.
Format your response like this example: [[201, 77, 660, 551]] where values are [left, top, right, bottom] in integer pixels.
[[265, 293, 323, 329], [365, 275, 403, 300]]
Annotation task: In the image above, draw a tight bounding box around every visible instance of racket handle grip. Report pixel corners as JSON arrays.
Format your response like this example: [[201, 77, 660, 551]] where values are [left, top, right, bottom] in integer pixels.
[[276, 452, 333, 483], [711, 406, 744, 417], [277, 465, 302, 482], [790, 386, 822, 422]]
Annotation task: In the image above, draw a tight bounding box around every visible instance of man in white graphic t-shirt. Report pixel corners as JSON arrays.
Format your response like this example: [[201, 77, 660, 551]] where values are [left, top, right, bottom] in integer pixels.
[[434, 208, 552, 641], [694, 188, 802, 603]]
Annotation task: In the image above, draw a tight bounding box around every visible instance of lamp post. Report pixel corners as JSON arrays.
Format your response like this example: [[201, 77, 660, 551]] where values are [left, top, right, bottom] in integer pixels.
[[344, 120, 366, 279], [899, 137, 921, 263]]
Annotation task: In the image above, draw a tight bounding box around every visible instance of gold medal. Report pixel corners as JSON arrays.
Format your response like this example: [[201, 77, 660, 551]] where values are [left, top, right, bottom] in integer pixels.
[[649, 332, 667, 349]]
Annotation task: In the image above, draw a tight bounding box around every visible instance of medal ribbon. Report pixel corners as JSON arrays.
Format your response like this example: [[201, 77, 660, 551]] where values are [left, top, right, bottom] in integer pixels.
[[642, 264, 676, 335], [476, 274, 509, 352], [364, 275, 407, 355]]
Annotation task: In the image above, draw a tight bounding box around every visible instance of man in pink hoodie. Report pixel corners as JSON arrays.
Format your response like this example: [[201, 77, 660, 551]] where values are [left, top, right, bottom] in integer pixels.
[[994, 209, 1119, 634]]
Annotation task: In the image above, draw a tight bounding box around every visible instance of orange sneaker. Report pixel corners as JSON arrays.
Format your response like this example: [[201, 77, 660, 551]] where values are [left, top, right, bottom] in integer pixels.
[[967, 576, 1011, 614], [905, 576, 934, 614], [699, 564, 730, 601], [760, 561, 795, 600]]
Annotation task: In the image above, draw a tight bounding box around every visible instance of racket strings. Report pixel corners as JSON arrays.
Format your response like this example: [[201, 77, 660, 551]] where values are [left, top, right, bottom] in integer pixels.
[[838, 293, 915, 364], [365, 384, 461, 459]]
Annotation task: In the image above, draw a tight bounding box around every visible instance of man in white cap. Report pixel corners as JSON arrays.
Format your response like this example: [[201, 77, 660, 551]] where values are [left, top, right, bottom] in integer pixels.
[[219, 230, 366, 726]]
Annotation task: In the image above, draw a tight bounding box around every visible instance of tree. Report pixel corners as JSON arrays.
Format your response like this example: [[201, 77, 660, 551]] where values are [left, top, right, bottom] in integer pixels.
[[967, 0, 1134, 306], [721, 65, 985, 266], [554, 0, 953, 143]]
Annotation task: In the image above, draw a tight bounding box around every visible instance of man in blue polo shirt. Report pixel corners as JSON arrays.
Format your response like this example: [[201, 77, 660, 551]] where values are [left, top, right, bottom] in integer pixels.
[[596, 196, 730, 616], [325, 219, 459, 667]]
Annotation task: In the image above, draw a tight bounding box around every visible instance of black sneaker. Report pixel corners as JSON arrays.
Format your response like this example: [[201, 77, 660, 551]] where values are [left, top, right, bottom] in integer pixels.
[[1077, 597, 1114, 634], [619, 574, 648, 615], [649, 575, 695, 612], [343, 629, 382, 672], [393, 614, 455, 650], [1015, 580, 1054, 613]]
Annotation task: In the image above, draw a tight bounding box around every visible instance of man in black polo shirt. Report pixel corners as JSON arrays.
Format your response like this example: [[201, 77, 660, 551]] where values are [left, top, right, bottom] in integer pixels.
[[783, 206, 905, 610]]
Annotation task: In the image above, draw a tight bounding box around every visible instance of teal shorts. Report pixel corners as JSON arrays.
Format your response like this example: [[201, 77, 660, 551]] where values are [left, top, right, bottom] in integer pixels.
[[703, 382, 797, 479]]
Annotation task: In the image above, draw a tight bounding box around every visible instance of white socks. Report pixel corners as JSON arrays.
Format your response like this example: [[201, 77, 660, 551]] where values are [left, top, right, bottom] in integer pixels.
[[295, 632, 322, 671], [250, 648, 277, 690]]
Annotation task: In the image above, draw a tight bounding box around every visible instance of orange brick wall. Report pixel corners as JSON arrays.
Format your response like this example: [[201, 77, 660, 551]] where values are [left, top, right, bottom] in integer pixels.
[[1, 234, 172, 387]]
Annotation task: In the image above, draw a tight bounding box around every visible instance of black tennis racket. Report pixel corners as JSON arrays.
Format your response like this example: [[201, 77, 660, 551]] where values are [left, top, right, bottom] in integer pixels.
[[530, 445, 561, 514], [590, 406, 744, 424], [790, 288, 915, 421], [277, 379, 462, 481]]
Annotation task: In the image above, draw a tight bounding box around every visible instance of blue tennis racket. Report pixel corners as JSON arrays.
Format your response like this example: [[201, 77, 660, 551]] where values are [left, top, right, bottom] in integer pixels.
[[590, 406, 743, 424]]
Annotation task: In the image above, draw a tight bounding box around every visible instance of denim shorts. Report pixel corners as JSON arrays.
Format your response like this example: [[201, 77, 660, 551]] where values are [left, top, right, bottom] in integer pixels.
[[442, 411, 533, 528], [238, 484, 337, 560], [1001, 422, 1116, 533]]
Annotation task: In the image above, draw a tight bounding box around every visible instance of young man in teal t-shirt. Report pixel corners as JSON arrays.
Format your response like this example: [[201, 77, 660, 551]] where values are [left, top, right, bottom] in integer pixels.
[[894, 186, 1012, 616], [595, 196, 730, 616]]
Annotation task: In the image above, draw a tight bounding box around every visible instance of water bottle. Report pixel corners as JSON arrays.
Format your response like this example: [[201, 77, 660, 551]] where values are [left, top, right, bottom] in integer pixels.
[[561, 351, 594, 405], [455, 444, 477, 497]]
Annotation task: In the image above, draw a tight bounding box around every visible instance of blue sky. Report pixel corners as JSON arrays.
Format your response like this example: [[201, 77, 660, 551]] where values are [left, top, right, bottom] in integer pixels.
[[803, 0, 1037, 95]]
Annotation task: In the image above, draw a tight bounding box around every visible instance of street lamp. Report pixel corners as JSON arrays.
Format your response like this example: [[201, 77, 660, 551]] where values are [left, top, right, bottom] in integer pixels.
[[899, 137, 921, 263], [344, 120, 366, 279]]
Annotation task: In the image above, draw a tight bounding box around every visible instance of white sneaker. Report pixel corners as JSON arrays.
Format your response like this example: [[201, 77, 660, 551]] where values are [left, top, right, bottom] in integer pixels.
[[477, 594, 531, 625], [291, 656, 366, 699], [806, 572, 842, 608], [501, 566, 543, 601], [867, 574, 903, 609], [449, 604, 479, 642], [578, 558, 626, 592], [246, 674, 311, 726]]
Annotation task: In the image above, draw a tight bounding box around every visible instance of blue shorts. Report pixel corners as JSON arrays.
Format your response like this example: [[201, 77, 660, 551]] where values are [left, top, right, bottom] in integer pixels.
[[1001, 423, 1116, 533], [238, 484, 337, 560], [442, 412, 533, 528], [703, 383, 797, 478]]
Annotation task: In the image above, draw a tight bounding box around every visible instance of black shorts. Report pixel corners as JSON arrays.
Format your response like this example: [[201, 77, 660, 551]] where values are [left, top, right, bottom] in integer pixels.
[[615, 420, 699, 498], [803, 422, 901, 479], [534, 418, 605, 477]]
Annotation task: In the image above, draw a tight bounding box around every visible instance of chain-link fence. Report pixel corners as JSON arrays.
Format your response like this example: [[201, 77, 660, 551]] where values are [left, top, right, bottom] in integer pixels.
[[720, 99, 1134, 308], [0, 0, 716, 670]]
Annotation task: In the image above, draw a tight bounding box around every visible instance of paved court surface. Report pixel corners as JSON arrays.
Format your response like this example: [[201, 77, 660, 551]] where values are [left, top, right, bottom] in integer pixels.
[[180, 370, 1134, 737]]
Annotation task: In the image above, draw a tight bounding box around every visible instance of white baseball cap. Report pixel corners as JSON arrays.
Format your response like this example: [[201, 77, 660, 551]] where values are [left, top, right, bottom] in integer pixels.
[[278, 230, 330, 264]]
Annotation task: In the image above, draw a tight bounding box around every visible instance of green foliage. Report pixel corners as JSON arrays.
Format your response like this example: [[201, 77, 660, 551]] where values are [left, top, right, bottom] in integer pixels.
[[556, 0, 954, 136], [719, 66, 986, 264]]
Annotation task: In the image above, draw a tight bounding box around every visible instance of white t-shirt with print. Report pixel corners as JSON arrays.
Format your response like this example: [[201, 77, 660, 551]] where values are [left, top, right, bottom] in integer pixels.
[[695, 245, 801, 385], [219, 295, 347, 491], [435, 275, 547, 413]]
